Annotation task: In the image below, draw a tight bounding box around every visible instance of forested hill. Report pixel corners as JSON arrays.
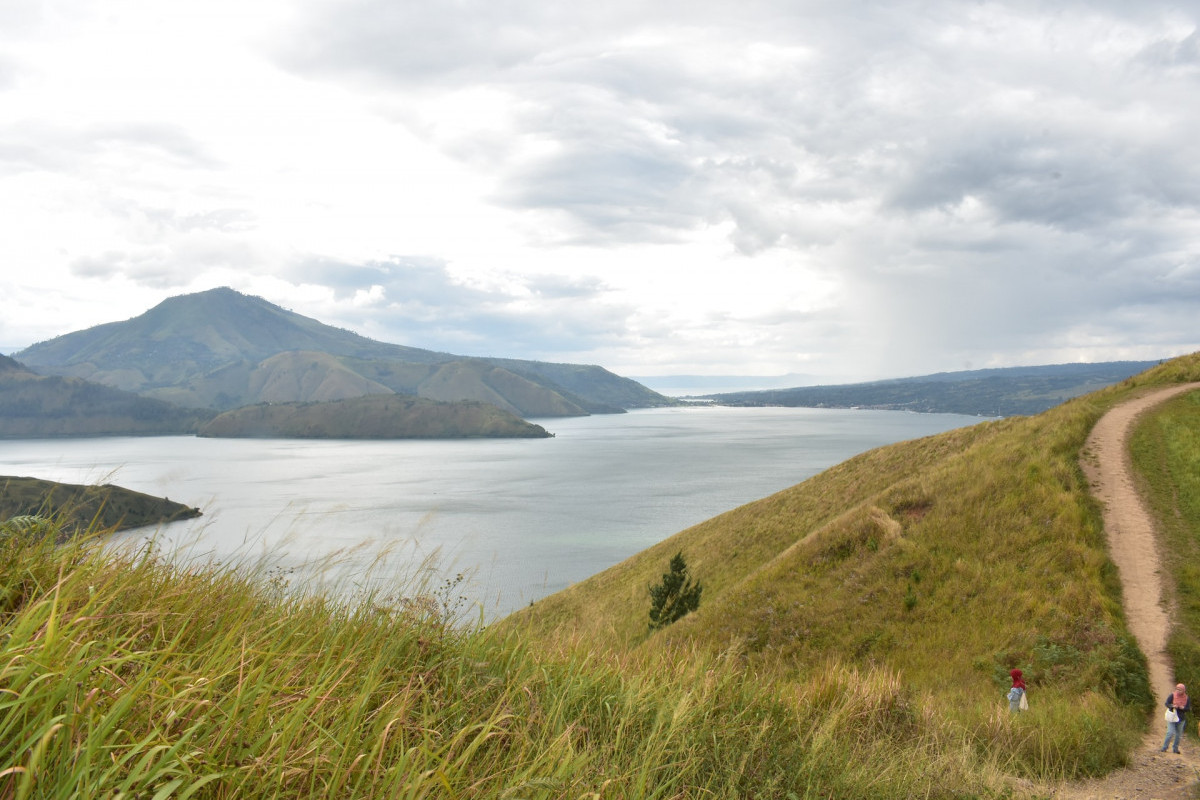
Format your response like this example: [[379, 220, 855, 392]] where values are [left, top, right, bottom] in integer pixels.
[[704, 361, 1159, 416]]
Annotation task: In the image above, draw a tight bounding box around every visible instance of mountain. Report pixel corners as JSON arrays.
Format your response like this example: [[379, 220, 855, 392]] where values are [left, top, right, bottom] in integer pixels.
[[1, 475, 201, 535], [14, 287, 672, 416], [197, 395, 552, 439], [0, 354, 213, 437], [704, 361, 1160, 416]]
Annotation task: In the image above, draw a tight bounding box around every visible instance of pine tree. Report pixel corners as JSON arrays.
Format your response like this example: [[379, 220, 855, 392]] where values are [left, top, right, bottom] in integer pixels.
[[648, 551, 702, 630]]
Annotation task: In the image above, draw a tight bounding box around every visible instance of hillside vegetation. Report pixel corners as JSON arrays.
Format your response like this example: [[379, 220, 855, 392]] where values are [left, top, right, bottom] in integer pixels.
[[507, 353, 1200, 776], [0, 475, 200, 534], [197, 394, 552, 439], [0, 523, 1033, 799], [3, 354, 1200, 797]]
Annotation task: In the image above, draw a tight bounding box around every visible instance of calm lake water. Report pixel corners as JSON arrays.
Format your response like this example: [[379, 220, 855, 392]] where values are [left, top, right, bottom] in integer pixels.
[[0, 406, 983, 616]]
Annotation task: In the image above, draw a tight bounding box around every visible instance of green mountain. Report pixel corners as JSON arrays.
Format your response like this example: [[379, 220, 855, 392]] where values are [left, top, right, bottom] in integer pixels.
[[0, 354, 213, 437], [13, 287, 672, 416], [0, 474, 201, 535], [197, 394, 552, 439], [706, 361, 1160, 416]]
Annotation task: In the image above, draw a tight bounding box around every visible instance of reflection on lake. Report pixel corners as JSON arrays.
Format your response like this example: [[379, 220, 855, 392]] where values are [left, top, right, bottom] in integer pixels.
[[0, 406, 985, 616]]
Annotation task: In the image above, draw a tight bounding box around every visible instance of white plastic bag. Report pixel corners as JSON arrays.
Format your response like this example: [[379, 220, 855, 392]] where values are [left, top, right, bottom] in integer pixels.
[[1019, 692, 1029, 712], [1166, 708, 1179, 723]]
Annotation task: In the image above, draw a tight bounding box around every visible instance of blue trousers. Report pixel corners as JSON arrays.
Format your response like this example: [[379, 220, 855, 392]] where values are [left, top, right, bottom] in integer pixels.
[[1163, 718, 1186, 752]]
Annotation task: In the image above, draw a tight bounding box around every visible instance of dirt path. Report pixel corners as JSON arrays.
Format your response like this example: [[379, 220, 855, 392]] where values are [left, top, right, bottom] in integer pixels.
[[1049, 382, 1200, 800]]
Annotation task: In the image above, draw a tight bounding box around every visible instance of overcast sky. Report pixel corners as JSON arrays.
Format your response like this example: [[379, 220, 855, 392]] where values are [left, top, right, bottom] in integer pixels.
[[2, 1, 1198, 381]]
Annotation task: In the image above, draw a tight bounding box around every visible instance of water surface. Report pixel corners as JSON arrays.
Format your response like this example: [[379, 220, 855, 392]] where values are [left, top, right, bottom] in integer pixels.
[[0, 406, 983, 615]]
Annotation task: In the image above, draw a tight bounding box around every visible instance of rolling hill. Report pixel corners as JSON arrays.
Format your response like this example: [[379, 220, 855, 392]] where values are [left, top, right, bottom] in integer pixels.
[[0, 354, 212, 437], [13, 287, 671, 416], [505, 353, 1200, 749], [705, 361, 1160, 416]]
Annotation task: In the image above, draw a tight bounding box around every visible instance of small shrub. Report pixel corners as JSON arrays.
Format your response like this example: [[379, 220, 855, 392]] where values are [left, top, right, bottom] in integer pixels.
[[649, 552, 703, 630]]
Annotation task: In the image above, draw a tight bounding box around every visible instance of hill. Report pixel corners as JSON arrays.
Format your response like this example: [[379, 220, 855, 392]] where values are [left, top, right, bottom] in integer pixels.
[[505, 353, 1200, 769], [0, 354, 212, 437], [706, 361, 1160, 416], [197, 394, 552, 439], [0, 474, 201, 534], [13, 287, 671, 416]]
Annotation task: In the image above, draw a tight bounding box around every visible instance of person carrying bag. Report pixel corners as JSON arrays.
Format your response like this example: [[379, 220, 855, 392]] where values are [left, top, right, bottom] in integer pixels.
[[1162, 683, 1190, 754]]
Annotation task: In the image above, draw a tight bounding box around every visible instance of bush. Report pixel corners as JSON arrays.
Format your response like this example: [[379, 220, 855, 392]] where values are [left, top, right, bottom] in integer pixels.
[[649, 552, 702, 630]]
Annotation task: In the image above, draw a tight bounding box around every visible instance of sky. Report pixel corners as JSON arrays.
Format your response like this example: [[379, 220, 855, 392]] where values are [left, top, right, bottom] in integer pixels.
[[2, 1, 1198, 382]]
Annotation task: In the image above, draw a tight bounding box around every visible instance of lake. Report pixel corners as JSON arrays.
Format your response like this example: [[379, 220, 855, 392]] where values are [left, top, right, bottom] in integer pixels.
[[0, 406, 983, 617]]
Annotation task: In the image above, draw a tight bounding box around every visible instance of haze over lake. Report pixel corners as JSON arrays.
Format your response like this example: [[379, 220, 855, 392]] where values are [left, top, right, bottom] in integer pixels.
[[0, 406, 983, 616]]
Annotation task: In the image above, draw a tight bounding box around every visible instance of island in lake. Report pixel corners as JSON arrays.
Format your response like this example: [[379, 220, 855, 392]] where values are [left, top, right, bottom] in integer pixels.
[[197, 394, 553, 439]]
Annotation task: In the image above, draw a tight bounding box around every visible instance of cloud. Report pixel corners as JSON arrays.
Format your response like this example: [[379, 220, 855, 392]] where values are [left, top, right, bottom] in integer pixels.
[[0, 121, 218, 176], [4, 0, 1200, 378], [278, 255, 629, 360]]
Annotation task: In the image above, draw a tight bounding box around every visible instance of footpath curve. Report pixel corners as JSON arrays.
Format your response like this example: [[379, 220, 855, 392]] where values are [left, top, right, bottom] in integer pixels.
[[1053, 382, 1200, 800]]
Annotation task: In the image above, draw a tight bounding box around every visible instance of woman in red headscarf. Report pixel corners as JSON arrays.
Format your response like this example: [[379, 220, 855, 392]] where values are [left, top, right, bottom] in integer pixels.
[[1007, 668, 1026, 712], [1163, 683, 1191, 753]]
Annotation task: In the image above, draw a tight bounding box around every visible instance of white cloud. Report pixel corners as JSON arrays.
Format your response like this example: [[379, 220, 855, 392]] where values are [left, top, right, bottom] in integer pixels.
[[2, 0, 1199, 378]]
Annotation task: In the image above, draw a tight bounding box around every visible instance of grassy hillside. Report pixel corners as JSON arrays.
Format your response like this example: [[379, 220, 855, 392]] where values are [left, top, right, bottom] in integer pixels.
[[0, 475, 201, 534], [507, 353, 1200, 776], [0, 523, 1031, 798], [196, 394, 552, 439]]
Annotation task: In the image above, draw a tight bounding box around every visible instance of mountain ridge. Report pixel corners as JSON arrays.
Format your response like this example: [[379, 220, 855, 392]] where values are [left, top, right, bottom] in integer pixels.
[[14, 287, 672, 416], [703, 360, 1160, 416]]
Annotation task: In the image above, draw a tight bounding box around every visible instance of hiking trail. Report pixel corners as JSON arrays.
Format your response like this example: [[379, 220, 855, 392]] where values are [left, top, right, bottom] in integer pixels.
[[1048, 382, 1200, 800]]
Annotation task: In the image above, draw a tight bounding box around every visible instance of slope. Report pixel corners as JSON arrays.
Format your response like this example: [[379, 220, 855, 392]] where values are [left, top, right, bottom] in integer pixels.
[[508, 353, 1200, 752], [14, 287, 670, 415]]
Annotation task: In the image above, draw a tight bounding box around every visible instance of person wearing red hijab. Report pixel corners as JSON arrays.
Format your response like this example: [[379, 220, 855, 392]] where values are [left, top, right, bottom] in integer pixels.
[[1162, 683, 1191, 753], [1007, 668, 1027, 712]]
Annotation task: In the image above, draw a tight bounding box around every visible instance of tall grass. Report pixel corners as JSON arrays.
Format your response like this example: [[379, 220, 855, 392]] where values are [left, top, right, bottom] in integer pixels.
[[508, 354, 1200, 781], [0, 520, 1033, 798]]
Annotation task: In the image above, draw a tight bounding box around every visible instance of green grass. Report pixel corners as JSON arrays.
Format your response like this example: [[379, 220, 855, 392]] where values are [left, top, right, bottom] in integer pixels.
[[507, 353, 1200, 779], [1130, 386, 1200, 699], [0, 523, 1029, 798]]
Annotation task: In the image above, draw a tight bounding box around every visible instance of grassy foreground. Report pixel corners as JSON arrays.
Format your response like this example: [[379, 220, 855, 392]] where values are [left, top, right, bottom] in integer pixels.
[[1, 524, 1025, 799]]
